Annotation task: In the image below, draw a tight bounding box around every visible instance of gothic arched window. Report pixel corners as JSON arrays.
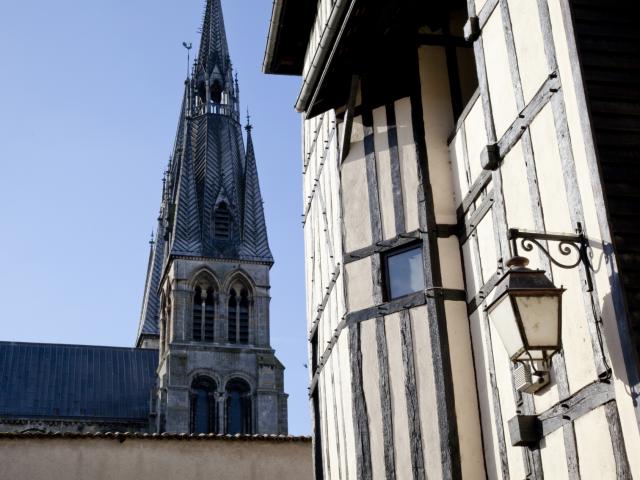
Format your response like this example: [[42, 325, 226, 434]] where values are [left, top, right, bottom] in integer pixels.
[[213, 203, 231, 241], [225, 379, 251, 434], [192, 278, 217, 342], [228, 286, 250, 344], [190, 377, 217, 434]]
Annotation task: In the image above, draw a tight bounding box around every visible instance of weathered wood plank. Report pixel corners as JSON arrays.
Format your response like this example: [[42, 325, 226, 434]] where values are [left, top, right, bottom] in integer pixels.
[[498, 1, 570, 476], [495, 75, 560, 160], [469, 31, 513, 479], [349, 324, 373, 480], [410, 51, 462, 479], [604, 400, 632, 479], [385, 104, 407, 236], [538, 380, 614, 436], [459, 195, 494, 244], [457, 169, 491, 219], [558, 0, 640, 430], [376, 317, 397, 480], [344, 230, 422, 265], [340, 76, 360, 163], [537, 0, 610, 378], [400, 310, 427, 480]]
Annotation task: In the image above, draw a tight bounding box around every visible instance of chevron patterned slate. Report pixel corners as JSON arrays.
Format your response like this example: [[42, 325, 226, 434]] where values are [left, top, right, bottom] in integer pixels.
[[242, 128, 273, 261], [136, 218, 165, 340], [197, 0, 230, 76]]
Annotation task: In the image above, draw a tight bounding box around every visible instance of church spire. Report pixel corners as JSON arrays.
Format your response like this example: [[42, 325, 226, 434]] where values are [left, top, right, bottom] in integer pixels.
[[241, 116, 272, 261], [197, 0, 230, 75], [136, 0, 272, 346], [194, 0, 237, 117]]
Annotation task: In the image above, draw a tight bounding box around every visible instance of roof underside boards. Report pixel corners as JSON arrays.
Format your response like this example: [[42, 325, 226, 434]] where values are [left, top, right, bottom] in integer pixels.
[[570, 0, 640, 363], [263, 0, 317, 75], [265, 0, 462, 116], [0, 342, 158, 422]]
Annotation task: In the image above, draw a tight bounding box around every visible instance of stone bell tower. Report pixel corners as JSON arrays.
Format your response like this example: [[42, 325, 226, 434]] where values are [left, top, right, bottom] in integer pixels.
[[136, 0, 287, 435]]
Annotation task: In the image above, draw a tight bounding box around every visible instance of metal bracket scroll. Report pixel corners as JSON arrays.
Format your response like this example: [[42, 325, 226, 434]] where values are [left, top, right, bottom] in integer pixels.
[[508, 224, 593, 292]]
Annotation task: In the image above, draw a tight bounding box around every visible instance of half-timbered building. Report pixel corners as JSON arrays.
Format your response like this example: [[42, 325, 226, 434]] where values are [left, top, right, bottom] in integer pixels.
[[264, 0, 640, 478]]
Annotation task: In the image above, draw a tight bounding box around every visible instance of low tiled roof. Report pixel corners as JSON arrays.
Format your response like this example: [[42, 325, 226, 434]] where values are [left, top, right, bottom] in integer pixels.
[[0, 342, 158, 422], [0, 431, 311, 441]]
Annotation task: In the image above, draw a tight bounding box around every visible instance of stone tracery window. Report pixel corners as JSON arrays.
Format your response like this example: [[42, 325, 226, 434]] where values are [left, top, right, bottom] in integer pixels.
[[227, 282, 250, 344], [225, 378, 251, 434], [190, 376, 217, 434]]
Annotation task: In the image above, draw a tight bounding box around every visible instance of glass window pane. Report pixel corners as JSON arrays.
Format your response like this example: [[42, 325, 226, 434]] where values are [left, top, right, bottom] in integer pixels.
[[386, 246, 425, 299]]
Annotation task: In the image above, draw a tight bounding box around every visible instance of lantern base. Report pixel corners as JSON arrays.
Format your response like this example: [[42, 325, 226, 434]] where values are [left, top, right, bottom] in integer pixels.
[[514, 361, 549, 394]]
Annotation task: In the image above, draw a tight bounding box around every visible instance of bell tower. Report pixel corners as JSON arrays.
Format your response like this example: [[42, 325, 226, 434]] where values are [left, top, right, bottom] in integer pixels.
[[137, 0, 287, 435]]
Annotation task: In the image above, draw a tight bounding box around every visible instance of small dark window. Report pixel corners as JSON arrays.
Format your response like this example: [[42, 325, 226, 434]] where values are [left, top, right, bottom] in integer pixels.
[[214, 203, 231, 241], [383, 243, 425, 300]]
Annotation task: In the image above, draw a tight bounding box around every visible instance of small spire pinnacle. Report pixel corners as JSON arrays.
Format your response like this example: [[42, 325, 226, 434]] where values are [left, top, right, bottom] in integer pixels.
[[149, 230, 155, 246], [245, 109, 252, 132]]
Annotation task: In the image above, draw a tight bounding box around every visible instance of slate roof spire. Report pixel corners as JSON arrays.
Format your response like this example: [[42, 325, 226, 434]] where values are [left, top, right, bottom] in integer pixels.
[[197, 0, 230, 76], [136, 0, 272, 345]]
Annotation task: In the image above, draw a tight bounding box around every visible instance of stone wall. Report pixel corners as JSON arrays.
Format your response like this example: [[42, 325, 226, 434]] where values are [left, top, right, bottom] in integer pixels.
[[0, 433, 312, 480]]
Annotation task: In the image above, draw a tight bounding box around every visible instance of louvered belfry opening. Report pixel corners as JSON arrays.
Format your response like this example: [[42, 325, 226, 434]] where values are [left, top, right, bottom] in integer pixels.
[[228, 286, 250, 344], [193, 284, 215, 342], [213, 202, 232, 242], [570, 0, 640, 361]]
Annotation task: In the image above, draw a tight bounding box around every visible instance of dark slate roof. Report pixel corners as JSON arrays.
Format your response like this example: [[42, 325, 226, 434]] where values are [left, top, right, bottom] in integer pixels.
[[197, 0, 231, 77], [0, 342, 158, 421]]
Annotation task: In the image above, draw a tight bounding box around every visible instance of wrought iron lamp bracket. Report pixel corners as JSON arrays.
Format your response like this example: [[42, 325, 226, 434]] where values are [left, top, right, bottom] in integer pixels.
[[508, 225, 593, 292]]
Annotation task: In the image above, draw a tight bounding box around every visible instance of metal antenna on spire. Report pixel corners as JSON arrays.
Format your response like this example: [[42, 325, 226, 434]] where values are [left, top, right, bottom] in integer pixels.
[[182, 42, 193, 78]]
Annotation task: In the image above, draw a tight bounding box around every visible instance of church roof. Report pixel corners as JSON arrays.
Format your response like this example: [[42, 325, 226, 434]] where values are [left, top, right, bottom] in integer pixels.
[[0, 342, 157, 422], [136, 0, 273, 344]]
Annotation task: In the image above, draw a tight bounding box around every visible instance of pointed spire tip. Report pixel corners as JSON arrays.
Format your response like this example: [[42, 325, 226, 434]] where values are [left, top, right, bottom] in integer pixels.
[[245, 108, 252, 132]]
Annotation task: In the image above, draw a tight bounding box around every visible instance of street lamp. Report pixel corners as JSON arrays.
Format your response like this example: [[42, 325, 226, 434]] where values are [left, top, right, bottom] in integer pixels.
[[486, 255, 565, 364]]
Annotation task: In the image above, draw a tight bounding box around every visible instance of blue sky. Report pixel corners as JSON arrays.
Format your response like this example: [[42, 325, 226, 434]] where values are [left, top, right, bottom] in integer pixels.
[[0, 0, 309, 434]]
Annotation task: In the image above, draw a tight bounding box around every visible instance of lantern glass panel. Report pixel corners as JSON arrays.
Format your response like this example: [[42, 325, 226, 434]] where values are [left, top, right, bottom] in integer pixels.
[[514, 294, 560, 349], [488, 294, 524, 360]]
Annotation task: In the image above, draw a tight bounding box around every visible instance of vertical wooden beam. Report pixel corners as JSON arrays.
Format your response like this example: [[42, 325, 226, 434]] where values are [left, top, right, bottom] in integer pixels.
[[460, 124, 510, 480], [604, 401, 632, 479], [536, 0, 632, 474], [468, 17, 514, 480], [400, 310, 427, 480], [349, 323, 373, 480], [411, 49, 462, 480], [362, 108, 384, 247], [557, 0, 640, 430], [385, 104, 406, 235], [376, 317, 397, 480], [497, 1, 577, 477]]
